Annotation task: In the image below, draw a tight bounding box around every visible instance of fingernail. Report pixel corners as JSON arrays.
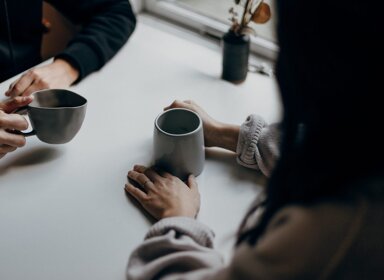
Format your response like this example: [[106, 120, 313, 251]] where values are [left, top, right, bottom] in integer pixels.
[[133, 165, 140, 170]]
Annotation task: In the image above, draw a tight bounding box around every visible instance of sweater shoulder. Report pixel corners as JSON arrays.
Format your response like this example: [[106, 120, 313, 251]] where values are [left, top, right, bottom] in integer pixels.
[[230, 201, 360, 279]]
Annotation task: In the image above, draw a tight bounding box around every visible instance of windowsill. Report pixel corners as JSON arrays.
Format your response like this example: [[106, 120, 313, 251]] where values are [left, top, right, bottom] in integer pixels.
[[138, 13, 275, 75], [143, 0, 278, 59]]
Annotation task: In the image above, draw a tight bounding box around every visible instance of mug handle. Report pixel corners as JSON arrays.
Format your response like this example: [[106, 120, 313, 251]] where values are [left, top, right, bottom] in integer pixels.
[[10, 106, 36, 137], [10, 130, 37, 137], [12, 106, 29, 115]]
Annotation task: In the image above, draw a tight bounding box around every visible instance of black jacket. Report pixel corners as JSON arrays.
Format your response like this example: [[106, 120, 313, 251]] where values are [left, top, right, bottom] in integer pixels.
[[0, 0, 136, 82]]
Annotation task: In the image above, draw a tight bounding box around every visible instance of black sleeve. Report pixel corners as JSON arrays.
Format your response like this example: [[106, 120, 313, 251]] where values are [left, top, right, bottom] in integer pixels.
[[46, 0, 137, 81]]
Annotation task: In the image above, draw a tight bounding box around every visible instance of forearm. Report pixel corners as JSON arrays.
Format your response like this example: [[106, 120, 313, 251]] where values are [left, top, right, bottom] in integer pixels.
[[50, 0, 136, 80], [51, 59, 79, 85], [163, 101, 280, 176], [208, 122, 240, 152]]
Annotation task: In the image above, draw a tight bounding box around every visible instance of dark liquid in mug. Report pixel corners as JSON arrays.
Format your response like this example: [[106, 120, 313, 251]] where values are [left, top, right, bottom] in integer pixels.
[[30, 89, 87, 109], [157, 110, 200, 135]]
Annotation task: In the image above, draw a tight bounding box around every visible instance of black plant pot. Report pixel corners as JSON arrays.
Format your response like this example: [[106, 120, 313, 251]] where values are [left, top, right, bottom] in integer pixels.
[[221, 30, 250, 84]]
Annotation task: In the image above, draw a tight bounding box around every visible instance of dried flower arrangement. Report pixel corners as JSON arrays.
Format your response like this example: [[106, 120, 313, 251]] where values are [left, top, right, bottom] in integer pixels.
[[229, 0, 272, 36]]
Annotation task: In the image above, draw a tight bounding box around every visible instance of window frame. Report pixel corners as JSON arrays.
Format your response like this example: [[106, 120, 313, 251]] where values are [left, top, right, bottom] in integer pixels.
[[143, 0, 278, 60]]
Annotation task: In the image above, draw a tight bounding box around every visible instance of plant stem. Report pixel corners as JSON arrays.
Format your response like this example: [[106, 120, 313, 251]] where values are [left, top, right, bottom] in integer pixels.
[[240, 0, 252, 28]]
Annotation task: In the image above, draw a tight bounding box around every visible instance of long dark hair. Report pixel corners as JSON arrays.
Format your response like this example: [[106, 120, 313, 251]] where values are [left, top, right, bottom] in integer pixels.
[[238, 0, 384, 245]]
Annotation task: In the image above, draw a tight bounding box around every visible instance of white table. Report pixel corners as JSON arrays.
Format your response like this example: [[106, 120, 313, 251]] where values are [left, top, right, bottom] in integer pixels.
[[0, 15, 281, 280]]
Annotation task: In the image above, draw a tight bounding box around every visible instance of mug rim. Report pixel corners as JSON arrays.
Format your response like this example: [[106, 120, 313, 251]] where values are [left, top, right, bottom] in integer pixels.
[[155, 108, 202, 137], [29, 89, 87, 110]]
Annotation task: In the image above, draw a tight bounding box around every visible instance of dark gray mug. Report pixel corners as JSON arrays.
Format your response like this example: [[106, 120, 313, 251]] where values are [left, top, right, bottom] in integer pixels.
[[15, 89, 87, 144], [153, 108, 205, 180]]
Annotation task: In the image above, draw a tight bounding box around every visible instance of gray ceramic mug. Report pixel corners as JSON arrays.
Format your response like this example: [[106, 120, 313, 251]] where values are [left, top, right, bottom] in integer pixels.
[[153, 108, 205, 180], [15, 89, 87, 144]]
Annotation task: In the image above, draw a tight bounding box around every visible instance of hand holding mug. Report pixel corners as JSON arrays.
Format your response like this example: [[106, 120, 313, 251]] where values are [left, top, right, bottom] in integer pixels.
[[164, 100, 240, 152], [0, 96, 33, 159], [14, 89, 87, 144], [164, 100, 221, 148]]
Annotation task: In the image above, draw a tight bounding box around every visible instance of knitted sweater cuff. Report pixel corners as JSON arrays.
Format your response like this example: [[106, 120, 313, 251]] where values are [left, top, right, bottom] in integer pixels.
[[146, 217, 216, 248], [236, 114, 267, 171]]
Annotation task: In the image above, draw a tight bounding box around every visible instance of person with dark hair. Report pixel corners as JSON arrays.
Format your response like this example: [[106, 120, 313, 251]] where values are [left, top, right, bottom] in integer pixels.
[[124, 0, 384, 279], [1, 0, 136, 96]]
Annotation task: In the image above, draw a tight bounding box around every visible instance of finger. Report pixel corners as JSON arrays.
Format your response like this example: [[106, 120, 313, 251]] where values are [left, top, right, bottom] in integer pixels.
[[5, 80, 18, 97], [125, 183, 148, 202], [133, 165, 163, 182], [187, 174, 198, 190], [151, 165, 172, 178], [133, 164, 162, 182], [5, 72, 35, 97], [163, 99, 182, 111], [155, 168, 174, 179], [183, 100, 198, 111], [22, 82, 47, 97], [133, 165, 158, 181], [164, 100, 196, 112], [0, 131, 26, 147], [145, 168, 164, 182], [0, 144, 17, 154], [132, 164, 147, 173], [127, 170, 154, 191], [0, 112, 29, 131], [0, 96, 34, 113], [8, 80, 16, 91]]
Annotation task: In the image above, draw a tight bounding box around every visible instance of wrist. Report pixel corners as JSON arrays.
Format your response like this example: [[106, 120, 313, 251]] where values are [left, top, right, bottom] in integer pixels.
[[205, 121, 222, 147], [162, 209, 197, 220], [209, 122, 240, 152], [53, 58, 80, 85]]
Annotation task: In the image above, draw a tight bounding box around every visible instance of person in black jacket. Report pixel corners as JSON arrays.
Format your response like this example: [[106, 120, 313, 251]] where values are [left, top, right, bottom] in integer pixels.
[[0, 0, 136, 96]]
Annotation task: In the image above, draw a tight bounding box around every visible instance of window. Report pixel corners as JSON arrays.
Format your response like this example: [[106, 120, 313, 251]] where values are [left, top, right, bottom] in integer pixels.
[[144, 0, 278, 60]]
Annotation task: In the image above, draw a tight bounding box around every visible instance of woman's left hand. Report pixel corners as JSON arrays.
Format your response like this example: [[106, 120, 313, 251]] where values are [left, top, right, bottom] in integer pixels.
[[125, 165, 200, 220]]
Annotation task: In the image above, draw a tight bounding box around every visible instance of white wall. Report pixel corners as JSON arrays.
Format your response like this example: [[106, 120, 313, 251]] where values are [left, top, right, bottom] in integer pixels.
[[131, 0, 144, 13]]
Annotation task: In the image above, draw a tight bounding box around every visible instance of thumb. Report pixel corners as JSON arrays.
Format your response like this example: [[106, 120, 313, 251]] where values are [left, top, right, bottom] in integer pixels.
[[0, 96, 33, 113], [187, 174, 198, 190], [163, 99, 183, 111]]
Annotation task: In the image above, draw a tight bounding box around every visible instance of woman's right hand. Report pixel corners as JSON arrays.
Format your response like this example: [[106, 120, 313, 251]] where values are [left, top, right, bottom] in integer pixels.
[[164, 100, 221, 147], [164, 100, 240, 152]]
